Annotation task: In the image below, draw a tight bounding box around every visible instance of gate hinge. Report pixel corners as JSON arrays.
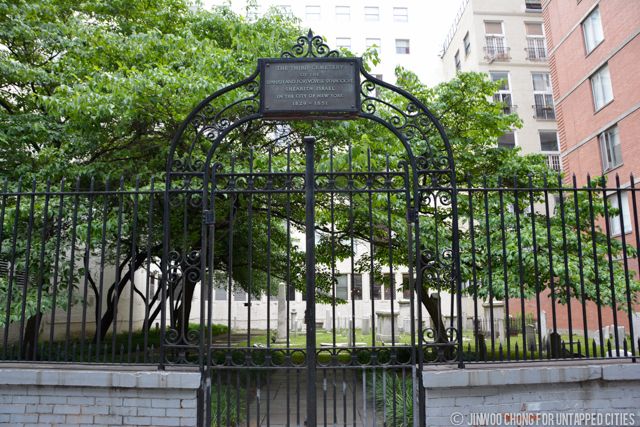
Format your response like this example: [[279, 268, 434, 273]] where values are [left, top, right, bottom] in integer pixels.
[[203, 210, 215, 225]]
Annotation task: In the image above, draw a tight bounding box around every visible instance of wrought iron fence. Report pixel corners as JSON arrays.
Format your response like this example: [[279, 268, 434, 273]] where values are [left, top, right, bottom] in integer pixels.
[[0, 173, 638, 367]]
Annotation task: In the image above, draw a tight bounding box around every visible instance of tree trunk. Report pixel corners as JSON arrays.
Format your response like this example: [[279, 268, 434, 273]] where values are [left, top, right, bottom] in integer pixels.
[[94, 251, 150, 342], [21, 312, 42, 360]]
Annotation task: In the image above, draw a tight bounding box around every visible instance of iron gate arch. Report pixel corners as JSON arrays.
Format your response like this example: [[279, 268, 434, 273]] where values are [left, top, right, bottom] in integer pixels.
[[163, 31, 462, 427]]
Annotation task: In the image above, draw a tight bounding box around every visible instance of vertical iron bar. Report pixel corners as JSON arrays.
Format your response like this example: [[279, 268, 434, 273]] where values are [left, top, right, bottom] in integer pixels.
[[557, 174, 574, 354], [586, 176, 604, 357], [48, 179, 66, 360], [304, 136, 317, 427], [629, 174, 639, 359], [572, 175, 589, 357], [513, 176, 527, 360], [527, 176, 543, 360]]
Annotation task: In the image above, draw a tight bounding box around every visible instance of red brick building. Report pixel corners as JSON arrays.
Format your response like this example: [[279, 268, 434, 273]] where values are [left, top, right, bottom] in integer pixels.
[[539, 0, 640, 337], [542, 0, 640, 183]]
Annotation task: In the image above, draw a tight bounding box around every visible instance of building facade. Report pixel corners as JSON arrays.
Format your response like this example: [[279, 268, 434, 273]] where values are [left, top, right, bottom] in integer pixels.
[[440, 0, 560, 166], [542, 0, 640, 183], [207, 0, 440, 86]]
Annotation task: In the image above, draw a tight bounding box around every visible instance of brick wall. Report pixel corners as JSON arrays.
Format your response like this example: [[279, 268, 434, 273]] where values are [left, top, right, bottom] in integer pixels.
[[0, 367, 201, 427], [423, 362, 640, 426]]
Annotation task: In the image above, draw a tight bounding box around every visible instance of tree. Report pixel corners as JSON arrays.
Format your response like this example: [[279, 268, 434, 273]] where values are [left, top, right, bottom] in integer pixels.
[[0, 0, 304, 355], [0, 0, 637, 361]]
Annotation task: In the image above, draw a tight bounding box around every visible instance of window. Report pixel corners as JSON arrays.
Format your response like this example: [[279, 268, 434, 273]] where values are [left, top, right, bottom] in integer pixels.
[[393, 7, 408, 22], [382, 274, 395, 300], [608, 192, 632, 235], [306, 5, 320, 20], [402, 274, 412, 300], [372, 278, 382, 300], [454, 50, 461, 71], [484, 22, 509, 61], [336, 275, 348, 300], [366, 38, 381, 50], [336, 5, 350, 21], [463, 32, 471, 55], [498, 132, 516, 149], [395, 39, 410, 54], [490, 71, 513, 114], [364, 6, 379, 21], [600, 126, 622, 171], [532, 72, 555, 119], [539, 131, 559, 152], [525, 23, 547, 60], [336, 37, 351, 49], [591, 64, 613, 111], [352, 274, 362, 300], [582, 7, 604, 54], [525, 0, 542, 11]]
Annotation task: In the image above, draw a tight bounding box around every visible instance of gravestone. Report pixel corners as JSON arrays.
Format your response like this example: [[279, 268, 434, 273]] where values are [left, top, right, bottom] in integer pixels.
[[290, 309, 298, 337], [525, 324, 537, 352], [276, 283, 288, 343], [324, 309, 332, 332], [361, 317, 371, 335], [375, 311, 399, 342], [539, 311, 548, 345]]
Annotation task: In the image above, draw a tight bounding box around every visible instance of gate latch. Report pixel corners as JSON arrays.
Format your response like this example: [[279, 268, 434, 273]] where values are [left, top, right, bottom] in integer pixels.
[[203, 210, 215, 225]]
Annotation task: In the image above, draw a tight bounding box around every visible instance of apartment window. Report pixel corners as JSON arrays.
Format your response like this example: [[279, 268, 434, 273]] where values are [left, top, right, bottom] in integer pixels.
[[364, 6, 379, 21], [539, 131, 559, 152], [454, 50, 461, 71], [336, 5, 350, 21], [393, 7, 408, 22], [532, 72, 555, 120], [525, 0, 542, 11], [366, 38, 381, 50], [591, 64, 613, 111], [352, 274, 362, 300], [600, 126, 622, 171], [306, 5, 320, 20], [336, 37, 351, 49], [463, 32, 471, 55], [490, 71, 513, 114], [582, 7, 604, 54], [484, 22, 509, 61], [525, 23, 547, 60], [336, 275, 348, 300], [395, 39, 410, 54], [608, 192, 632, 235], [498, 132, 516, 149]]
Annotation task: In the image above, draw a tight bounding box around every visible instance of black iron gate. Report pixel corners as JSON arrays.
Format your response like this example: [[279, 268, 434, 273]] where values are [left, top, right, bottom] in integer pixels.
[[164, 31, 461, 427]]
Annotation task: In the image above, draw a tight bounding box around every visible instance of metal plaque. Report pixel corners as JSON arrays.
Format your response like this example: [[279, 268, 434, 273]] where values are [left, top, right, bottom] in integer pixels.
[[260, 58, 360, 118]]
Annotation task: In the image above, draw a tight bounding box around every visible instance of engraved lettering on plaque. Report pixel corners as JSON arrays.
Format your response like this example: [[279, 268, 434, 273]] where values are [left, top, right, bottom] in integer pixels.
[[261, 59, 359, 115]]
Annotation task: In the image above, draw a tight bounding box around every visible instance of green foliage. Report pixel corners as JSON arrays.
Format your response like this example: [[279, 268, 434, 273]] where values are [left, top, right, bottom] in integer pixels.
[[368, 370, 413, 427]]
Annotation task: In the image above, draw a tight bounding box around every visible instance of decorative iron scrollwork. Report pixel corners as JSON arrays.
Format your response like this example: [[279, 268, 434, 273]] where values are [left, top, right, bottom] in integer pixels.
[[281, 30, 340, 59]]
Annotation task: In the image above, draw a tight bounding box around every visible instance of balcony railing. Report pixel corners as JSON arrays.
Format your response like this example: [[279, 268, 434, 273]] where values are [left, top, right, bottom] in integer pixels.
[[484, 37, 511, 62], [525, 46, 547, 61], [533, 104, 556, 120], [546, 154, 561, 171]]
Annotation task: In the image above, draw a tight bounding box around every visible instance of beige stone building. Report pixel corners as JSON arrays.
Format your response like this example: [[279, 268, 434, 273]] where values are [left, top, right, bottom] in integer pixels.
[[440, 0, 560, 167]]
